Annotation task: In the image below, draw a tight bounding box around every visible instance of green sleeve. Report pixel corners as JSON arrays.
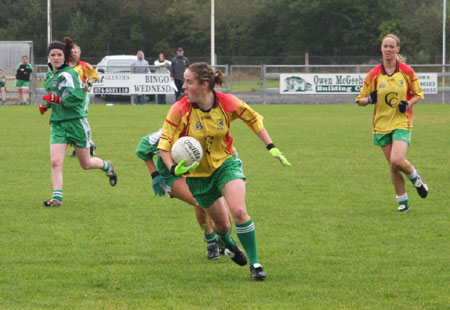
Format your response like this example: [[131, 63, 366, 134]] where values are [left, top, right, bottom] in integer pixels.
[[58, 70, 86, 108]]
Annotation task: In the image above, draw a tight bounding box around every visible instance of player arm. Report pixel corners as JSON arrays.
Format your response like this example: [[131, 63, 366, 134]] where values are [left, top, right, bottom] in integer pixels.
[[405, 95, 422, 108], [255, 127, 273, 147], [59, 83, 85, 107], [355, 85, 373, 106], [407, 72, 425, 107], [147, 154, 167, 196], [144, 158, 160, 177], [356, 96, 370, 106], [234, 97, 290, 166], [159, 150, 176, 172], [356, 71, 377, 106], [86, 65, 100, 84]]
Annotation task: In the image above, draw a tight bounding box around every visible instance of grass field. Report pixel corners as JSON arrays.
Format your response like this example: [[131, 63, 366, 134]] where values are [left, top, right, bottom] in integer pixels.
[[0, 103, 449, 310]]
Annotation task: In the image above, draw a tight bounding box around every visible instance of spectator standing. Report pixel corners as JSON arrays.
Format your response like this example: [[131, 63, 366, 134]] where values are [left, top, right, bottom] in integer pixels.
[[0, 69, 6, 104], [15, 55, 33, 105], [154, 53, 171, 105], [131, 50, 150, 105], [170, 47, 190, 102]]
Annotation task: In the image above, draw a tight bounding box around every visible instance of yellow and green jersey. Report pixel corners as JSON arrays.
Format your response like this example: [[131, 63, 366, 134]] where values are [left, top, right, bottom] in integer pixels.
[[158, 91, 264, 177], [73, 61, 99, 90], [356, 62, 424, 134]]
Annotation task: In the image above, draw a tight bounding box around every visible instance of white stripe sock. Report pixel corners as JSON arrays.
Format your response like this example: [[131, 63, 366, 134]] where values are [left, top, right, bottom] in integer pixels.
[[396, 193, 408, 203], [406, 166, 418, 180]]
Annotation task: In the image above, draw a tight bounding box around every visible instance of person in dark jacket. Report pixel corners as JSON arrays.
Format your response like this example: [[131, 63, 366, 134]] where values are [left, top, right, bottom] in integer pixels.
[[15, 56, 33, 105], [170, 47, 190, 101]]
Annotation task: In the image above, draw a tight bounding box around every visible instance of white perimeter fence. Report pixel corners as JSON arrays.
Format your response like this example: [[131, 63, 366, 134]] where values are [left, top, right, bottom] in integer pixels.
[[26, 63, 450, 105]]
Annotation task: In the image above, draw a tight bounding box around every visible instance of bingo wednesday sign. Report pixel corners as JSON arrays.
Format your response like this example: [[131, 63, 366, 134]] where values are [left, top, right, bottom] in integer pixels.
[[91, 73, 173, 95]]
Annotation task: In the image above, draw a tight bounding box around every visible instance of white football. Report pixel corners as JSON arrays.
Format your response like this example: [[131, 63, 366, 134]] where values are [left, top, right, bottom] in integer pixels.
[[171, 136, 203, 166]]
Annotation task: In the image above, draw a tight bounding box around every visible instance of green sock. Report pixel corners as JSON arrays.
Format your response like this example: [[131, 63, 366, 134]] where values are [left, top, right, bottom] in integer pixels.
[[204, 231, 218, 243], [101, 160, 110, 172], [216, 229, 236, 250], [53, 190, 63, 202], [236, 219, 259, 265]]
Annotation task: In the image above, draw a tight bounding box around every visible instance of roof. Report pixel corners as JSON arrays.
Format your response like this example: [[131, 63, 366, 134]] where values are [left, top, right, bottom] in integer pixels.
[[102, 55, 136, 60]]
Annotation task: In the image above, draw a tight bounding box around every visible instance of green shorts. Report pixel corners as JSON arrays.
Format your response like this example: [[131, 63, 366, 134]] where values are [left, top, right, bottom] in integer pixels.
[[0, 82, 5, 88], [186, 155, 246, 208], [136, 135, 155, 162], [50, 118, 93, 148], [373, 129, 411, 147], [15, 80, 29, 89], [155, 155, 179, 188]]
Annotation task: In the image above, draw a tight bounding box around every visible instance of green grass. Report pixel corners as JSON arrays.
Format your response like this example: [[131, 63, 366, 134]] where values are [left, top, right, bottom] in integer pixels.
[[230, 79, 279, 91], [0, 103, 449, 310]]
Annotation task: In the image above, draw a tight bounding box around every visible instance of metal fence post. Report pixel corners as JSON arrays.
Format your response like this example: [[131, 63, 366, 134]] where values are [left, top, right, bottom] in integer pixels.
[[262, 64, 267, 104]]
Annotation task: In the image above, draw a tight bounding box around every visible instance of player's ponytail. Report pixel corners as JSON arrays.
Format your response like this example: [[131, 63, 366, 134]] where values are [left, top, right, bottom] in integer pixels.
[[63, 36, 77, 64], [396, 54, 407, 63], [214, 70, 225, 88], [189, 62, 224, 90]]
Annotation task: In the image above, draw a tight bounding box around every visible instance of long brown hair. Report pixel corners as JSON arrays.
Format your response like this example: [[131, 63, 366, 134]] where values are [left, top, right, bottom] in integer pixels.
[[188, 62, 224, 90]]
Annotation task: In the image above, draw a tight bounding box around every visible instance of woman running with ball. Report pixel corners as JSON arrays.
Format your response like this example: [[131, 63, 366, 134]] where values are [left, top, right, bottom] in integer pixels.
[[356, 33, 428, 212], [158, 62, 290, 281]]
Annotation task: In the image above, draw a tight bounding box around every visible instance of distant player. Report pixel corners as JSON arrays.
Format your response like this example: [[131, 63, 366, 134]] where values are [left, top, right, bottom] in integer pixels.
[[0, 69, 6, 104], [158, 62, 291, 281], [69, 44, 100, 157], [15, 55, 33, 105], [40, 37, 117, 207], [356, 33, 428, 212], [136, 129, 227, 260]]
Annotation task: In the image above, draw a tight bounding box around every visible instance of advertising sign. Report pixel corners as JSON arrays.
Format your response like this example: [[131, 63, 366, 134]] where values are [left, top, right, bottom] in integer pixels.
[[280, 73, 437, 94], [91, 73, 173, 95]]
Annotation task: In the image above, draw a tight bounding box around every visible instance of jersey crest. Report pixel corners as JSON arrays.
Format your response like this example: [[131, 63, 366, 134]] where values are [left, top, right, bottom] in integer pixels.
[[195, 121, 203, 130], [217, 119, 224, 130]]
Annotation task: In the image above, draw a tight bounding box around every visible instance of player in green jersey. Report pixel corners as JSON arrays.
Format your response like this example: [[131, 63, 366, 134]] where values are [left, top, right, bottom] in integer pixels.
[[40, 37, 117, 207], [0, 69, 6, 104]]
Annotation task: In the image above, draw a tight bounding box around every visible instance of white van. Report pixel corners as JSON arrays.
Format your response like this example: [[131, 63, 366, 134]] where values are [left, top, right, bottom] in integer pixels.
[[96, 55, 137, 73]]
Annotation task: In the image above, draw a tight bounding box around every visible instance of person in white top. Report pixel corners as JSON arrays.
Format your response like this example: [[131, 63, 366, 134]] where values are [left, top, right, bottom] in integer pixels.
[[154, 52, 172, 105]]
